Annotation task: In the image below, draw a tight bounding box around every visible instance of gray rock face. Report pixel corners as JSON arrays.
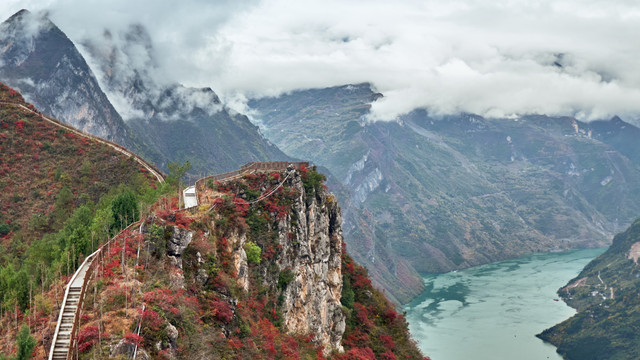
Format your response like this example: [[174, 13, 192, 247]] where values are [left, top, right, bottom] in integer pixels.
[[167, 226, 193, 257], [276, 168, 346, 354], [110, 339, 149, 360], [0, 10, 141, 151]]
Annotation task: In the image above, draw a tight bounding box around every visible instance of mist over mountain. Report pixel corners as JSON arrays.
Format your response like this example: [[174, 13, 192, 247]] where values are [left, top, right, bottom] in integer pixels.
[[249, 83, 640, 303], [0, 10, 289, 175], [81, 22, 290, 173], [3, 0, 639, 124], [0, 10, 139, 150]]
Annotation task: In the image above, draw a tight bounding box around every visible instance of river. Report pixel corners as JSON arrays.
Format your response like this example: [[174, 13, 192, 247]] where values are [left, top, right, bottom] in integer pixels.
[[404, 248, 606, 360]]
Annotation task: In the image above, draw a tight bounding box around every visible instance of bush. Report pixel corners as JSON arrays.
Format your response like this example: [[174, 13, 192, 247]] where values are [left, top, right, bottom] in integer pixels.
[[278, 269, 295, 290], [245, 241, 261, 264], [15, 325, 35, 360], [0, 223, 10, 236]]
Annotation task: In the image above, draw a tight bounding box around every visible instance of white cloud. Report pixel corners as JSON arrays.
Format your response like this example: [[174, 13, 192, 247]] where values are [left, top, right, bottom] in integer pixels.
[[1, 0, 640, 122]]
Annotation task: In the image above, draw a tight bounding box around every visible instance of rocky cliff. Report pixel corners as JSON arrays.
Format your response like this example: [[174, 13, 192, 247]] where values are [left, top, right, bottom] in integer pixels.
[[61, 165, 424, 359], [204, 165, 345, 352]]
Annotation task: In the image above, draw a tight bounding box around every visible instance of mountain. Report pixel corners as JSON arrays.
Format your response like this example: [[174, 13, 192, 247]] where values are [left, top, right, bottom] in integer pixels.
[[0, 10, 144, 154], [248, 83, 640, 303], [0, 83, 164, 357], [80, 23, 290, 174], [537, 219, 640, 360], [0, 81, 160, 249], [0, 10, 290, 177], [0, 90, 427, 359]]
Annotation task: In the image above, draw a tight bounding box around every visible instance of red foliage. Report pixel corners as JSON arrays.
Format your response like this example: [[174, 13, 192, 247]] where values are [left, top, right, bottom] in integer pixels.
[[343, 329, 371, 348], [142, 309, 164, 331], [383, 308, 398, 324], [380, 351, 398, 360], [251, 318, 279, 357], [354, 303, 374, 330], [210, 299, 233, 323], [299, 164, 308, 176], [379, 334, 395, 351], [228, 337, 243, 350], [333, 347, 377, 360], [234, 197, 249, 217], [123, 332, 143, 347], [77, 326, 107, 353]]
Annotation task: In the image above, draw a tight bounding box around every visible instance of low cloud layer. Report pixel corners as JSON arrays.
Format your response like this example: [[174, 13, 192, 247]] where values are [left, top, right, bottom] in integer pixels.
[[1, 0, 640, 121]]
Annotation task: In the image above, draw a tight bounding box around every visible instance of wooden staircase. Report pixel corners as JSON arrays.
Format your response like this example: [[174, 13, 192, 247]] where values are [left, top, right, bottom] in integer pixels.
[[51, 286, 81, 360]]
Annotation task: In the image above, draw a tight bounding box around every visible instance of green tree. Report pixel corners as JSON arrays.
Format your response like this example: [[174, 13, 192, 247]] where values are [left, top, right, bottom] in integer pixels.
[[13, 270, 30, 313], [111, 190, 139, 233], [89, 207, 112, 249], [52, 186, 73, 225], [244, 241, 261, 264], [166, 160, 192, 189], [15, 325, 35, 360]]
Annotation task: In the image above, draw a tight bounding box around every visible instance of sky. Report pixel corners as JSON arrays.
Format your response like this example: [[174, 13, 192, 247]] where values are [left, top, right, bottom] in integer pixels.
[[1, 0, 640, 122]]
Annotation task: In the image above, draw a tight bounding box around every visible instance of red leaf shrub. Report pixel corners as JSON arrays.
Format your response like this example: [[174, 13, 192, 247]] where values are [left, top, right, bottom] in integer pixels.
[[333, 347, 377, 360], [379, 334, 395, 350], [123, 332, 143, 347]]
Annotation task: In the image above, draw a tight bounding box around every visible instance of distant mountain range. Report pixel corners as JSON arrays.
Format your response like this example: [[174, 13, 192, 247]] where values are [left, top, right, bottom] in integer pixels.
[[249, 84, 640, 303], [3, 9, 640, 304], [0, 9, 289, 177]]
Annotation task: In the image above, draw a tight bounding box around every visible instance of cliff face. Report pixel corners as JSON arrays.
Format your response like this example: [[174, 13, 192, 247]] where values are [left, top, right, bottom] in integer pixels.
[[249, 84, 640, 304], [277, 169, 345, 351], [56, 165, 426, 359], [217, 166, 345, 352]]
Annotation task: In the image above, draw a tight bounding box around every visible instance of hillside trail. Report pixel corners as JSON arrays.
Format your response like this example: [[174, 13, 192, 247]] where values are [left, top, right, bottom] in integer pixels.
[[47, 161, 307, 360], [0, 100, 165, 183]]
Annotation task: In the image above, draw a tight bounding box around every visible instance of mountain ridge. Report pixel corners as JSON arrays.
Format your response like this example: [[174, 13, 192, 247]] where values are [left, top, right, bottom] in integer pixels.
[[248, 83, 640, 303]]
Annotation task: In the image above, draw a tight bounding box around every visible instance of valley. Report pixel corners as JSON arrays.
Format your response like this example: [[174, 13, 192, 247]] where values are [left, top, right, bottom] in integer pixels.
[[1, 4, 640, 359], [249, 84, 640, 303]]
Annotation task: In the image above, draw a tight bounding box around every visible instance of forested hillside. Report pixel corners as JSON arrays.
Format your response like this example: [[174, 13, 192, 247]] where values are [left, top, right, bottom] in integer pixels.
[[0, 83, 167, 357], [538, 219, 640, 360], [0, 85, 426, 359]]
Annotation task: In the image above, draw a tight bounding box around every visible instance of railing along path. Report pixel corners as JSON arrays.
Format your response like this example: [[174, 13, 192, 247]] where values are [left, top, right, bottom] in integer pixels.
[[48, 161, 308, 359], [48, 220, 142, 360], [0, 100, 165, 183]]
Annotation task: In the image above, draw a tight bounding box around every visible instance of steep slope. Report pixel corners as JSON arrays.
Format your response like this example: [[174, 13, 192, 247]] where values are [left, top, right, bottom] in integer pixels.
[[81, 24, 290, 174], [538, 219, 640, 360], [3, 163, 427, 359], [0, 10, 147, 155], [0, 82, 160, 247], [0, 84, 164, 357], [249, 84, 640, 303]]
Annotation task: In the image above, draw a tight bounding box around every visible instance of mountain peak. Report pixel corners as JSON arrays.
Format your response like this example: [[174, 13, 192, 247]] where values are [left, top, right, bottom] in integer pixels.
[[8, 8, 30, 19], [2, 8, 58, 35]]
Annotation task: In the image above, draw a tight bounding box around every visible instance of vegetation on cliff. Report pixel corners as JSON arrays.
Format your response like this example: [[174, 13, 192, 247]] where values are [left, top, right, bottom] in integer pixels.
[[0, 86, 425, 359], [0, 83, 166, 357], [538, 219, 640, 360], [65, 167, 425, 359]]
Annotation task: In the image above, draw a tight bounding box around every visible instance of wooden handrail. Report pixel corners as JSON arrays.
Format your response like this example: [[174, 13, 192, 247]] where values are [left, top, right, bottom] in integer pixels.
[[48, 220, 143, 360], [0, 101, 166, 183]]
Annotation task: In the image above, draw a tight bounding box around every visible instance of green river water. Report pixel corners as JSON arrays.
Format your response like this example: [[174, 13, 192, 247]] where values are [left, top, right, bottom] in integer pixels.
[[404, 248, 607, 360]]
